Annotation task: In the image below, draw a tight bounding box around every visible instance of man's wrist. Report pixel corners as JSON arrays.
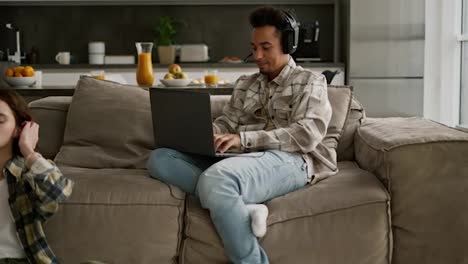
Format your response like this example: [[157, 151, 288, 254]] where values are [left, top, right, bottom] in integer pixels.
[[239, 132, 250, 151]]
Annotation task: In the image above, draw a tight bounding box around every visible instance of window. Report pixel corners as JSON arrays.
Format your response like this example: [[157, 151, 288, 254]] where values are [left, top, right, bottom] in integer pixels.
[[460, 0, 468, 127], [424, 0, 461, 127]]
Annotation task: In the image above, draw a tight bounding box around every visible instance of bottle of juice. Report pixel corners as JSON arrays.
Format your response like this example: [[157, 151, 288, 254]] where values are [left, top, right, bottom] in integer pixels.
[[135, 42, 154, 87]]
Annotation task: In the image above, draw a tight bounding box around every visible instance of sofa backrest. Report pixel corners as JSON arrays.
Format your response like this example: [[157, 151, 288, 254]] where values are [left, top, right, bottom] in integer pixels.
[[29, 89, 364, 161], [30, 96, 72, 159], [29, 95, 245, 160]]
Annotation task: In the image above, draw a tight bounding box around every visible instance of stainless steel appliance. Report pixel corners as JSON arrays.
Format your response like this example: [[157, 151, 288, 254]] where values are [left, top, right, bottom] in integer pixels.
[[293, 21, 321, 62], [348, 0, 425, 117], [180, 44, 209, 62]]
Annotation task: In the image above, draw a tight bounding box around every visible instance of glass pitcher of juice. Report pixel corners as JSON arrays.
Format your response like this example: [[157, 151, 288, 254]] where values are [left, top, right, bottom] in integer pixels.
[[135, 42, 154, 87]]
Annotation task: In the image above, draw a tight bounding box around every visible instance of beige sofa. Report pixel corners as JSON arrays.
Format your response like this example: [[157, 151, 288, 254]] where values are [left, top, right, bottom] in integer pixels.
[[29, 78, 468, 264]]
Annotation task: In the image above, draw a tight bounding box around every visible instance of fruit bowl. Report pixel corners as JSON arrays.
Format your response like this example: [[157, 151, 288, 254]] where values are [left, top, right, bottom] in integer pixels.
[[160, 78, 192, 87], [4, 76, 36, 87]]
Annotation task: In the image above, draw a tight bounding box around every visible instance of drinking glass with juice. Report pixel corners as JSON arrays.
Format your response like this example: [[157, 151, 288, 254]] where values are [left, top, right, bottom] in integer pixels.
[[204, 70, 218, 88], [135, 42, 154, 87], [90, 70, 105, 80]]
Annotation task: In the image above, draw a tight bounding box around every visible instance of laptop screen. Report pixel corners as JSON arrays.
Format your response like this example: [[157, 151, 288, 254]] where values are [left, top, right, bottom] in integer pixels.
[[149, 88, 217, 156]]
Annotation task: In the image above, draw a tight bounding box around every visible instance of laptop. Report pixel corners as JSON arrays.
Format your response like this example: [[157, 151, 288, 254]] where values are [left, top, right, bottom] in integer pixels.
[[149, 88, 263, 158]]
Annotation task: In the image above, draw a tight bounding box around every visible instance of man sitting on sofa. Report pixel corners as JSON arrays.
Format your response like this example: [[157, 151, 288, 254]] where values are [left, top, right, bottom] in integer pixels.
[[147, 6, 337, 264]]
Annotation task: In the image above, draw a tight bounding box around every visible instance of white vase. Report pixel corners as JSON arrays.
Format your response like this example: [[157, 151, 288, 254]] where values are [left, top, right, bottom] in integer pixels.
[[157, 45, 176, 64]]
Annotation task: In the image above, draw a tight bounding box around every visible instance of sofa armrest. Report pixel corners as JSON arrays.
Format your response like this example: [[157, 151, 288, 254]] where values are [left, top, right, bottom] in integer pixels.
[[355, 117, 468, 264], [29, 96, 72, 159]]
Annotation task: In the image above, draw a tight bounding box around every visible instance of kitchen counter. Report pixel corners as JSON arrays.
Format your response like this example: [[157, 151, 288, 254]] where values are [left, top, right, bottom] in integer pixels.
[[1, 62, 345, 89]]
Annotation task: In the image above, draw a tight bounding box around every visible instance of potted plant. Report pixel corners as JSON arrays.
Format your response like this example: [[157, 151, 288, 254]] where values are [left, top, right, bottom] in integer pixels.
[[154, 16, 177, 65]]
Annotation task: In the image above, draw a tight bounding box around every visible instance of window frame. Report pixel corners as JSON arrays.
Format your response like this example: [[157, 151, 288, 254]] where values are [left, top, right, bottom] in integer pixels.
[[424, 0, 462, 127], [459, 0, 468, 129]]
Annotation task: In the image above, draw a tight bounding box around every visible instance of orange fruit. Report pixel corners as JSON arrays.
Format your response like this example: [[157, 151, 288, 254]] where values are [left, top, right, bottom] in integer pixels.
[[5, 69, 14, 77], [14, 72, 23, 77], [22, 66, 34, 77], [13, 66, 25, 75]]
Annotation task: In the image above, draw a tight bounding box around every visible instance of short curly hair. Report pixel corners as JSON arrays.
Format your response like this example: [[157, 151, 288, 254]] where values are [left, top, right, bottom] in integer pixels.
[[249, 6, 289, 36]]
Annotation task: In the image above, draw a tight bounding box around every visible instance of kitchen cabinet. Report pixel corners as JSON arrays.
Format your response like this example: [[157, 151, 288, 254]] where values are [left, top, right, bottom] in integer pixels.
[[1, 0, 342, 64]]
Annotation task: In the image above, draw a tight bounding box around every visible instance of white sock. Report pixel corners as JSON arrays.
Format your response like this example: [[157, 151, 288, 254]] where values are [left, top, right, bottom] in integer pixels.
[[246, 204, 269, 238]]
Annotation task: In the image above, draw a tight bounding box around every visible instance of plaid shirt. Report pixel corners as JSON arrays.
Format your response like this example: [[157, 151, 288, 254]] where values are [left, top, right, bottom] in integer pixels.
[[213, 58, 338, 183], [4, 155, 73, 264]]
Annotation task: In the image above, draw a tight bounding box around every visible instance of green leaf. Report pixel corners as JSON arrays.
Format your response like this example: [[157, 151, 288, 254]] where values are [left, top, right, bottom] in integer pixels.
[[154, 16, 177, 46]]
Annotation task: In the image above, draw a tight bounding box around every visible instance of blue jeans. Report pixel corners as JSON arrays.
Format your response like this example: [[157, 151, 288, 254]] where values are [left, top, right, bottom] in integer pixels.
[[146, 148, 308, 264]]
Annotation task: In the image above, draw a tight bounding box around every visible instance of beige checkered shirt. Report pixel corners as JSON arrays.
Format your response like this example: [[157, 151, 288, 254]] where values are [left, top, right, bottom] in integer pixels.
[[213, 58, 338, 183]]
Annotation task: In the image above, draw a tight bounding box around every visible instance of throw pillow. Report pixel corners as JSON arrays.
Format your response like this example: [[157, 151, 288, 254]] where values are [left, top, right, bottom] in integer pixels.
[[317, 85, 353, 150], [54, 77, 154, 169], [337, 96, 365, 161]]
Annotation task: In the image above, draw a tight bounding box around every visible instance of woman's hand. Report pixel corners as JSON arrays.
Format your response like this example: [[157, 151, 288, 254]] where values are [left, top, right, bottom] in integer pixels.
[[18, 121, 39, 158]]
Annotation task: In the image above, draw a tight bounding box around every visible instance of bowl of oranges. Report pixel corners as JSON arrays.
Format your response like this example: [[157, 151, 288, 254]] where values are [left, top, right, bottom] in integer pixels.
[[4, 66, 36, 87]]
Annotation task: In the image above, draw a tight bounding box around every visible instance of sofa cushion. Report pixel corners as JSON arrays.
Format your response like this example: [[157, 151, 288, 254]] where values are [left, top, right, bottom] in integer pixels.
[[337, 96, 365, 161], [45, 166, 185, 263], [58, 166, 185, 204], [180, 161, 391, 264], [54, 77, 154, 169], [211, 95, 231, 119], [29, 96, 72, 159], [323, 85, 353, 149]]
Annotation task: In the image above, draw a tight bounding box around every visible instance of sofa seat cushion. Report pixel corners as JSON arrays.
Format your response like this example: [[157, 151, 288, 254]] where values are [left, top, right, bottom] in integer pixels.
[[180, 161, 391, 264], [58, 166, 185, 204], [44, 166, 185, 263]]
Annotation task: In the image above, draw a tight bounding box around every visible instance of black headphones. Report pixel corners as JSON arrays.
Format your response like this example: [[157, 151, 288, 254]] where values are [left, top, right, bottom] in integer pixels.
[[280, 10, 299, 54]]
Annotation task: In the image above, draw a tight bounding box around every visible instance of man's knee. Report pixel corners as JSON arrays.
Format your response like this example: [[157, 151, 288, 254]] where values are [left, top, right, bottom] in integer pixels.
[[197, 177, 222, 210], [146, 148, 178, 181], [197, 164, 239, 210]]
